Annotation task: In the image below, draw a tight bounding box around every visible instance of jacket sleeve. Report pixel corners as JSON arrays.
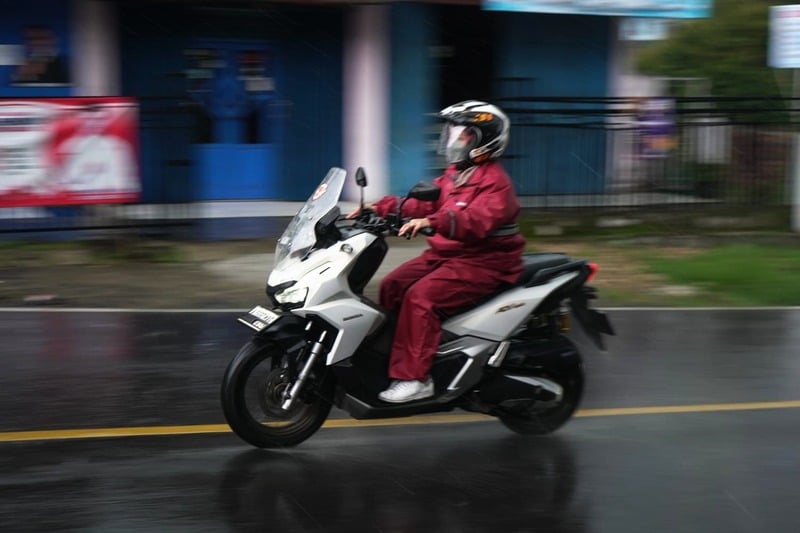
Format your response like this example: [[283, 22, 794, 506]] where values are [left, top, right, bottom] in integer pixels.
[[399, 196, 441, 219], [372, 195, 399, 217], [371, 176, 445, 218], [427, 165, 519, 242]]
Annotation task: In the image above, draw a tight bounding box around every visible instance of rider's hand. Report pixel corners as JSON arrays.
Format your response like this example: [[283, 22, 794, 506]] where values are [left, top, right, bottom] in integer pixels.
[[346, 204, 375, 220], [399, 218, 431, 238]]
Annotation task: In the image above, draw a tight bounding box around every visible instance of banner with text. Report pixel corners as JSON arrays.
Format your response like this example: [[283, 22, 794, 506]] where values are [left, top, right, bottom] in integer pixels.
[[482, 0, 712, 18], [0, 97, 140, 207]]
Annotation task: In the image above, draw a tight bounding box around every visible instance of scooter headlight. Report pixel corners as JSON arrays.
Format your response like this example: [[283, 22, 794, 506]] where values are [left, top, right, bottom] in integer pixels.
[[274, 285, 308, 308]]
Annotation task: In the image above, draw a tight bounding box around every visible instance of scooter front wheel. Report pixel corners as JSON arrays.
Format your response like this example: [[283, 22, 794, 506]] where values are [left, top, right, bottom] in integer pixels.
[[221, 339, 333, 448]]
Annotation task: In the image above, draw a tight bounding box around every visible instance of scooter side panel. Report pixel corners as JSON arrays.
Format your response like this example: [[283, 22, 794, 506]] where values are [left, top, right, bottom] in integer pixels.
[[442, 272, 579, 341], [299, 300, 384, 365]]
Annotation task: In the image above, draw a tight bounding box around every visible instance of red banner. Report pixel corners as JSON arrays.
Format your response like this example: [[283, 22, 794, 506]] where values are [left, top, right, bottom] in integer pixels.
[[0, 97, 140, 207]]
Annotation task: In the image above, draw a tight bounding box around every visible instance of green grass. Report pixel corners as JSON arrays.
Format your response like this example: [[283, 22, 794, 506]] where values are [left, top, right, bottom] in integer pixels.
[[517, 205, 792, 240], [0, 239, 185, 265], [644, 244, 800, 306]]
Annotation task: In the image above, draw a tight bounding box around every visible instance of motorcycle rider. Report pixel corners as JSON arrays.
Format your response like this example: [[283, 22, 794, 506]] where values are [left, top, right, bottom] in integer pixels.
[[349, 100, 525, 403]]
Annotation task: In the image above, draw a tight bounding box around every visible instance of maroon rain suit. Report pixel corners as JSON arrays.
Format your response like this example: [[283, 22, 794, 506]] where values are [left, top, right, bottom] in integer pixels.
[[372, 161, 525, 381]]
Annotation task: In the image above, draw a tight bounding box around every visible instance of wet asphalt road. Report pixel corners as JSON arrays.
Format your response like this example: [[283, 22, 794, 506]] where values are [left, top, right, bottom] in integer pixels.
[[1, 308, 799, 532]]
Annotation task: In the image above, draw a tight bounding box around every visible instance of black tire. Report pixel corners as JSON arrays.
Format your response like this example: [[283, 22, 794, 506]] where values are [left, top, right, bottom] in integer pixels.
[[499, 363, 584, 436], [221, 339, 333, 448]]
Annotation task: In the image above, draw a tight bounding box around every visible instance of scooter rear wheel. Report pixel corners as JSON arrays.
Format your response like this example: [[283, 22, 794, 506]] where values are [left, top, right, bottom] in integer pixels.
[[221, 339, 333, 448], [498, 366, 583, 436]]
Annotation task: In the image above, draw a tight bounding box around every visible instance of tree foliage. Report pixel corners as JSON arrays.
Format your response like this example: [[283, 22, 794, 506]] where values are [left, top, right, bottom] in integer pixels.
[[636, 0, 791, 99]]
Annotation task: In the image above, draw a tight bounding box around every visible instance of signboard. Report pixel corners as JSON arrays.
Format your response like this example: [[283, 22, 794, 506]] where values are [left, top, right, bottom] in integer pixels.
[[770, 7, 800, 234], [635, 97, 678, 158], [0, 97, 140, 207], [769, 5, 800, 68], [483, 0, 712, 18], [619, 18, 671, 41], [0, 45, 23, 66]]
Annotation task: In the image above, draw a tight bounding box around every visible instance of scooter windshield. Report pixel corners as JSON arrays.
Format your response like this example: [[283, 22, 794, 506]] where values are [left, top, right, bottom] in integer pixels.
[[274, 167, 346, 268]]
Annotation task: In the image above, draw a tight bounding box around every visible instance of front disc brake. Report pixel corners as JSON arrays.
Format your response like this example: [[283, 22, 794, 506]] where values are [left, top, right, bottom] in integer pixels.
[[258, 368, 300, 418]]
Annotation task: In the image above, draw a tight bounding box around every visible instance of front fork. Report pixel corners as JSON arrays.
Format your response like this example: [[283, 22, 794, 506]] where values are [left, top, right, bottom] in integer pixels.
[[281, 324, 328, 411]]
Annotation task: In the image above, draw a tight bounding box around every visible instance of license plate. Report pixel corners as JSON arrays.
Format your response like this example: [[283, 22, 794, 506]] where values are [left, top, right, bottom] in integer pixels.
[[249, 305, 279, 324], [237, 305, 280, 332]]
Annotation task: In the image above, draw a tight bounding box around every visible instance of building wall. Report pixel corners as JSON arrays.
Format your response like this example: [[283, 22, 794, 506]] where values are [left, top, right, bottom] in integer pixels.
[[389, 3, 437, 196], [495, 13, 610, 98], [117, 3, 343, 203], [383, 7, 614, 197], [494, 12, 611, 195], [278, 10, 344, 200], [1, 1, 617, 208], [0, 0, 72, 98]]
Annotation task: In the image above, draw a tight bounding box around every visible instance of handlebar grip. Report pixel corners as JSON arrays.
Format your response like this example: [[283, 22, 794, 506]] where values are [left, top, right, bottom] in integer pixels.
[[404, 226, 434, 239]]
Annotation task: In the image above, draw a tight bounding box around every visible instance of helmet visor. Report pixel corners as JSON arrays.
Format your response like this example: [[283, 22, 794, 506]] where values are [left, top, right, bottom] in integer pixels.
[[437, 124, 473, 165]]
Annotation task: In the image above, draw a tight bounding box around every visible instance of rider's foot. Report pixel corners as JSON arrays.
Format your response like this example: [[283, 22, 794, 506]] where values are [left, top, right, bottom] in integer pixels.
[[378, 378, 434, 403]]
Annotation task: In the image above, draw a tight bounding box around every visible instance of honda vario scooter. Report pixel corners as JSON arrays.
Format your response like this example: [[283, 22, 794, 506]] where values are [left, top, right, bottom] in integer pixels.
[[221, 167, 614, 448]]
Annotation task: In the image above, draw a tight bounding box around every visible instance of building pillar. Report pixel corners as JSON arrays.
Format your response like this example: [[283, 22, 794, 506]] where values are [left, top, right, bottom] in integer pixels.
[[343, 4, 390, 201], [71, 0, 120, 96]]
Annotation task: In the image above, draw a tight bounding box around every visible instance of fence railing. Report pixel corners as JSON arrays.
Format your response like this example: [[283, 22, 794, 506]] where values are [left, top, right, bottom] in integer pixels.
[[2, 96, 797, 237], [499, 96, 798, 209]]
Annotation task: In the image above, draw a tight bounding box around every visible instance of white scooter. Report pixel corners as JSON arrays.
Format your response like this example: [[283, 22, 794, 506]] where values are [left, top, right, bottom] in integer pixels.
[[221, 167, 614, 448]]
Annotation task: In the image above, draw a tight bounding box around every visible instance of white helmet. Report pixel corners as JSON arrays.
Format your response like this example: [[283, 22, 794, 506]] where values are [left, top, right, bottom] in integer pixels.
[[437, 100, 510, 168]]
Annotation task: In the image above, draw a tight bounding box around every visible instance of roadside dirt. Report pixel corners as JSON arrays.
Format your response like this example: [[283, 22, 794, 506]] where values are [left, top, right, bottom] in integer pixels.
[[0, 238, 694, 309], [0, 240, 271, 309]]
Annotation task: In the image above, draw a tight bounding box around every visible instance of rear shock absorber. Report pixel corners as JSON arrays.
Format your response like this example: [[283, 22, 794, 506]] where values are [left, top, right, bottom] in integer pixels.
[[558, 303, 571, 333]]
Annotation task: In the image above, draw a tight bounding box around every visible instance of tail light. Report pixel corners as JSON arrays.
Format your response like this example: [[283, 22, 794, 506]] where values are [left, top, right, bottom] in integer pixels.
[[587, 262, 598, 282]]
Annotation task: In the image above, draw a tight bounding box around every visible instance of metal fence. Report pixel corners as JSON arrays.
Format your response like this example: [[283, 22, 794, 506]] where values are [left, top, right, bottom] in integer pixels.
[[498, 96, 798, 210], [2, 96, 797, 237]]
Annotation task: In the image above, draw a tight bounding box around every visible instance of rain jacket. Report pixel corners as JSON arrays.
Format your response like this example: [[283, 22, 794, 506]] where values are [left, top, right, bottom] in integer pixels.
[[373, 161, 525, 284]]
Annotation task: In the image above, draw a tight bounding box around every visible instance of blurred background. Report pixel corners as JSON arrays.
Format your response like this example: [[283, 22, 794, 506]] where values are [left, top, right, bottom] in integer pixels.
[[2, 7, 800, 530], [1, 0, 799, 307]]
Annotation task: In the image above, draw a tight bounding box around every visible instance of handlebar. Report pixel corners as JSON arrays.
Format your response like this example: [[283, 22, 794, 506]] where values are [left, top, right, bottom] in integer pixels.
[[344, 211, 435, 239]]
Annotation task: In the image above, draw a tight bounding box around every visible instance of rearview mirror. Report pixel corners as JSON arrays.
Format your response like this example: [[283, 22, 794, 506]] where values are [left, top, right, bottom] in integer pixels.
[[355, 167, 367, 187], [407, 181, 441, 202]]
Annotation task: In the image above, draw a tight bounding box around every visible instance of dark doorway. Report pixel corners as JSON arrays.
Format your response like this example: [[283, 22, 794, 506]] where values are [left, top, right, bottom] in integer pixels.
[[436, 5, 497, 109]]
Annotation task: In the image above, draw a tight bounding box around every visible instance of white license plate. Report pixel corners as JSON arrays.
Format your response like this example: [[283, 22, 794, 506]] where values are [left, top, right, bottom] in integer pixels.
[[249, 305, 279, 326]]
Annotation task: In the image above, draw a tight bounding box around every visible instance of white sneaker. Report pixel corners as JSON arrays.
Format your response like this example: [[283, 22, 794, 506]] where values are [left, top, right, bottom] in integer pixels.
[[378, 379, 434, 403]]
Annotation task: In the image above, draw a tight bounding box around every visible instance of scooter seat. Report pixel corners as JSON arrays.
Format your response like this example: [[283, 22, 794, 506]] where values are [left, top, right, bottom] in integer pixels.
[[438, 253, 573, 322], [514, 253, 573, 287]]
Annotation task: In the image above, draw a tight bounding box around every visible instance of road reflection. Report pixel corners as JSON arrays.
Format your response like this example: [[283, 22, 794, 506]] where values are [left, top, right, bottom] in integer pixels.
[[218, 433, 584, 532]]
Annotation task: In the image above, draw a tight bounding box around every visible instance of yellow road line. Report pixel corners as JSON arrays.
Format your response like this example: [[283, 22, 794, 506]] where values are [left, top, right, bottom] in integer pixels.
[[575, 400, 800, 417], [0, 424, 230, 443], [1, 400, 799, 444]]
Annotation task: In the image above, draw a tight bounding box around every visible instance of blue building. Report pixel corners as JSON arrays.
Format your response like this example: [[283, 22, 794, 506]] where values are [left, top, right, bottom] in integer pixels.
[[0, 0, 711, 219]]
